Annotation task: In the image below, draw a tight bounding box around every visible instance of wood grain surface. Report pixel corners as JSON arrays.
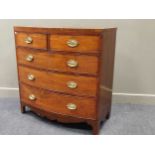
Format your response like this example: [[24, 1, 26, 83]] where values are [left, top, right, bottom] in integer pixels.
[[18, 66, 98, 97], [17, 48, 99, 75], [50, 35, 101, 53], [15, 32, 47, 49], [21, 84, 96, 119]]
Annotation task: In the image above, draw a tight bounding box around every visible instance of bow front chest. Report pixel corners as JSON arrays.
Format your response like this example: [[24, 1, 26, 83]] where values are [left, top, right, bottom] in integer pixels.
[[14, 27, 116, 134]]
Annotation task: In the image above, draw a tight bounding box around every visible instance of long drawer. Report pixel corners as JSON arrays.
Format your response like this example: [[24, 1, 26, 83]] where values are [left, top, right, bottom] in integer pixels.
[[18, 66, 98, 97], [17, 48, 99, 75], [20, 84, 96, 119]]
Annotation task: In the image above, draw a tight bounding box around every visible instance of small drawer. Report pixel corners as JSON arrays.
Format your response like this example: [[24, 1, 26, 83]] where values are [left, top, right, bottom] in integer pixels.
[[17, 48, 99, 75], [50, 35, 101, 53], [18, 66, 98, 97], [20, 84, 96, 119], [15, 32, 47, 49]]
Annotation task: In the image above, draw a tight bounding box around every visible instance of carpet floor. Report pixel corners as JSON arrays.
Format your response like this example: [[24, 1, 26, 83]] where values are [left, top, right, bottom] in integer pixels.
[[0, 98, 155, 135]]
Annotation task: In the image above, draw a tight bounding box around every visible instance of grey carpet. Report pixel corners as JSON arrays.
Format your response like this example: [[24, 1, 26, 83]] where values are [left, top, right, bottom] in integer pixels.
[[0, 98, 155, 135]]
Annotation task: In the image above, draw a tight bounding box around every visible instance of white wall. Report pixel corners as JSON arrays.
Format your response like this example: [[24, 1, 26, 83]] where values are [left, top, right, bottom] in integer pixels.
[[0, 19, 155, 103]]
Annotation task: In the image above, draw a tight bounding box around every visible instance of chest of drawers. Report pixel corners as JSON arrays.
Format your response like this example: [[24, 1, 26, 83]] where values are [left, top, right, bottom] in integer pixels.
[[14, 27, 116, 134]]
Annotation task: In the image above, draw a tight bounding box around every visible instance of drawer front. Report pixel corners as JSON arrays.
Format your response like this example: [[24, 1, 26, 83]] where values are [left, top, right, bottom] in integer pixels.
[[50, 35, 101, 53], [21, 84, 96, 119], [18, 66, 98, 97], [15, 32, 47, 49], [17, 48, 99, 75]]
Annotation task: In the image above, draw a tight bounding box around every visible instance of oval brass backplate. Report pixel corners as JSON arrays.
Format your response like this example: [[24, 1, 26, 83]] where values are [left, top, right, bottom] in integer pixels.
[[66, 39, 79, 48], [66, 103, 77, 110], [67, 81, 78, 89], [25, 37, 33, 44], [67, 59, 78, 68]]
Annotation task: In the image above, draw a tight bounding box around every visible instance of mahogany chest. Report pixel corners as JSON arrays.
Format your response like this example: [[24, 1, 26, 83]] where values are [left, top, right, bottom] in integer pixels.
[[14, 27, 116, 134]]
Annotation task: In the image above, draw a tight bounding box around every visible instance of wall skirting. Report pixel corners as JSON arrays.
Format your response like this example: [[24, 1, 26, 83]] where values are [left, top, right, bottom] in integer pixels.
[[0, 87, 155, 104], [112, 92, 155, 104], [0, 87, 19, 98]]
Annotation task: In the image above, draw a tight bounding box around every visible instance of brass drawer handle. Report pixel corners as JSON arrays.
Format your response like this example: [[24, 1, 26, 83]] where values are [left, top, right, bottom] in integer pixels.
[[26, 55, 34, 62], [67, 39, 79, 48], [25, 37, 33, 44], [28, 94, 36, 101], [67, 81, 78, 89], [66, 103, 77, 110], [28, 74, 35, 81], [67, 59, 78, 68]]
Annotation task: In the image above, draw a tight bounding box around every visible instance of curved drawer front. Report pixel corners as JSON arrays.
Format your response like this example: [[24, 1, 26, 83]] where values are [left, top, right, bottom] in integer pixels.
[[18, 66, 98, 97], [50, 35, 101, 53], [17, 48, 99, 75], [15, 32, 47, 49], [20, 84, 96, 119]]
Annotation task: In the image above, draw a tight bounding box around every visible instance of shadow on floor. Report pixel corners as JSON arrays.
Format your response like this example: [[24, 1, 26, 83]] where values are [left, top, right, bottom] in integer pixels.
[[26, 110, 93, 131]]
